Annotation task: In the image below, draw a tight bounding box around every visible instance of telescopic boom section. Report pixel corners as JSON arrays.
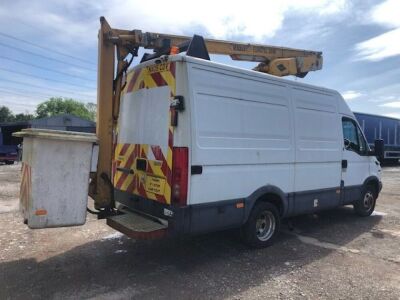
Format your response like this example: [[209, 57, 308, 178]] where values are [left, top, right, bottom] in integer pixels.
[[107, 29, 323, 78], [142, 32, 322, 77], [90, 17, 323, 209]]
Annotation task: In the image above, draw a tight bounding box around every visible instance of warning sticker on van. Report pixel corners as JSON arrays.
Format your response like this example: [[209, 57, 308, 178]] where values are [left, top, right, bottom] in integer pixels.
[[145, 176, 166, 195]]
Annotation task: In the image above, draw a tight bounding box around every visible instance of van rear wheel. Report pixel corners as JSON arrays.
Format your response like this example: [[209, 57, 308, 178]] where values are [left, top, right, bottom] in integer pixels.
[[242, 202, 280, 248], [354, 185, 376, 217]]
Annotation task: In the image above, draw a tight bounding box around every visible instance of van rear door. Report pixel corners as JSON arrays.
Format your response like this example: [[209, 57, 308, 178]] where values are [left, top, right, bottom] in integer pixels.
[[113, 61, 176, 205]]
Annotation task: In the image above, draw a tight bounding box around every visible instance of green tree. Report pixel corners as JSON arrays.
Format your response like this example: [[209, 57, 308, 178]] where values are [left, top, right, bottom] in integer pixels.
[[14, 113, 34, 121], [85, 102, 97, 122], [0, 106, 14, 122], [36, 97, 95, 121]]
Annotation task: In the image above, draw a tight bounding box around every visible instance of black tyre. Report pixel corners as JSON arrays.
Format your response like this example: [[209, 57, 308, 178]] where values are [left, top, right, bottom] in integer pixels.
[[242, 202, 280, 248], [354, 185, 376, 217], [5, 160, 14, 165]]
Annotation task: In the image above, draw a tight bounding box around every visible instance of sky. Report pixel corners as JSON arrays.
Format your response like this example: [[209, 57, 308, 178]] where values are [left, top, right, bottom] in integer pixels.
[[0, 0, 399, 118]]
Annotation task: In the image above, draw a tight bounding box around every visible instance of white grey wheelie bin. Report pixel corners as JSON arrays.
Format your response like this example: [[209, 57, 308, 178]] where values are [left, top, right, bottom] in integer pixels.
[[13, 129, 98, 229]]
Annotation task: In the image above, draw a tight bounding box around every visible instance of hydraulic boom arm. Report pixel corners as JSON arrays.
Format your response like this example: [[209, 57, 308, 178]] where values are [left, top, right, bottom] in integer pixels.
[[90, 17, 323, 209], [106, 26, 322, 78]]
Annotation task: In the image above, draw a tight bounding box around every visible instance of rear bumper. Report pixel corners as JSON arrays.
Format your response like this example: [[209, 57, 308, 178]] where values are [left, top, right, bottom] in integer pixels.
[[113, 189, 245, 239]]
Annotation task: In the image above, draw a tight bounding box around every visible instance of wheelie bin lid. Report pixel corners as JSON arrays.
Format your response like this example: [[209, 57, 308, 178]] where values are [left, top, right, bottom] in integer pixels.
[[13, 128, 98, 143]]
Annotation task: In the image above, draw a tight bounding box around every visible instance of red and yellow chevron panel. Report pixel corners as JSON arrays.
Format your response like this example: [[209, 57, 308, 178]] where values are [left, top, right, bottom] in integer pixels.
[[122, 61, 176, 95], [113, 142, 173, 203], [113, 61, 176, 204], [20, 162, 32, 209]]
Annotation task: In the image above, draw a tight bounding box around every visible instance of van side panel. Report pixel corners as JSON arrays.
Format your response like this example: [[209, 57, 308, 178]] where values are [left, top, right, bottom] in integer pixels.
[[292, 88, 342, 214], [187, 63, 295, 211]]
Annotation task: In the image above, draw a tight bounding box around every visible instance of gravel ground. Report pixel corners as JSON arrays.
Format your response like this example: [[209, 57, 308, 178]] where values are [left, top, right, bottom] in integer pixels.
[[0, 162, 399, 300]]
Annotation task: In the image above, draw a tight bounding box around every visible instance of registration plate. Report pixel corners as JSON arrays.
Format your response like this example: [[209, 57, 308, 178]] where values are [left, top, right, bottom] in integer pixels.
[[146, 62, 169, 74], [145, 176, 166, 195]]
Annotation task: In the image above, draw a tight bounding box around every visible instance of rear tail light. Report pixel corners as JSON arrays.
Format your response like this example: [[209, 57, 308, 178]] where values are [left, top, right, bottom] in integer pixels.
[[171, 147, 188, 206]]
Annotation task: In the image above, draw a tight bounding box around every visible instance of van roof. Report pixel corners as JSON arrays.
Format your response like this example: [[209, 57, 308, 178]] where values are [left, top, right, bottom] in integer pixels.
[[131, 54, 340, 96], [128, 54, 352, 116]]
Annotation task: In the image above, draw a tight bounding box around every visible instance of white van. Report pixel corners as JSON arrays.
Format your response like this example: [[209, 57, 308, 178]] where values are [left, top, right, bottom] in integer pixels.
[[110, 54, 382, 247]]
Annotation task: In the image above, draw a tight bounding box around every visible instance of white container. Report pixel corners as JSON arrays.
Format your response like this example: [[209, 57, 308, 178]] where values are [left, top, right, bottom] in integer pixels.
[[14, 129, 98, 228]]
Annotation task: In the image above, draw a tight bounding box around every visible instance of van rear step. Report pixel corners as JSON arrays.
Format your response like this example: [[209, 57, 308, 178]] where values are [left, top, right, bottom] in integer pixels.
[[107, 210, 168, 240]]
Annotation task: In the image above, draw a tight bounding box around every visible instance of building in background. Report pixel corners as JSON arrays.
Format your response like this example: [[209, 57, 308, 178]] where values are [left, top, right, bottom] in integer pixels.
[[0, 114, 95, 164], [29, 114, 95, 133], [354, 112, 400, 163]]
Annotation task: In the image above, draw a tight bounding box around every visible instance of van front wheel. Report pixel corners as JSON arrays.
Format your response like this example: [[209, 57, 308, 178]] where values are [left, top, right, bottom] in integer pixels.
[[354, 185, 376, 217], [242, 202, 280, 248]]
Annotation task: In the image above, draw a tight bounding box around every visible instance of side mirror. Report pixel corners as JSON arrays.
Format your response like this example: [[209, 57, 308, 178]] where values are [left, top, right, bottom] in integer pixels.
[[344, 138, 351, 150], [374, 139, 384, 162]]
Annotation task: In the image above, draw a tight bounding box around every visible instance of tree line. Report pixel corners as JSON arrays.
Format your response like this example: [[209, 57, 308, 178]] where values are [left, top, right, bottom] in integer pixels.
[[0, 97, 96, 123]]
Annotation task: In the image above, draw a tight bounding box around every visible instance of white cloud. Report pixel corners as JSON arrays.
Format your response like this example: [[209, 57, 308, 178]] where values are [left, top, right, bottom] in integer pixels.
[[342, 90, 362, 100], [370, 0, 400, 28], [104, 0, 348, 40], [380, 101, 400, 108], [0, 0, 349, 46], [355, 28, 400, 61], [355, 0, 400, 61]]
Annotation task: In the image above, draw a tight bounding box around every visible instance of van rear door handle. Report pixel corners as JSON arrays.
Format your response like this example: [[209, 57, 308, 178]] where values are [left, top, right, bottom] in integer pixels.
[[341, 160, 348, 169], [117, 167, 134, 174]]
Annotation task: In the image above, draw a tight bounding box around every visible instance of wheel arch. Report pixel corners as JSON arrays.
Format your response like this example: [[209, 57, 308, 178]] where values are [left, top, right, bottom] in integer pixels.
[[244, 185, 288, 223], [363, 176, 381, 197]]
